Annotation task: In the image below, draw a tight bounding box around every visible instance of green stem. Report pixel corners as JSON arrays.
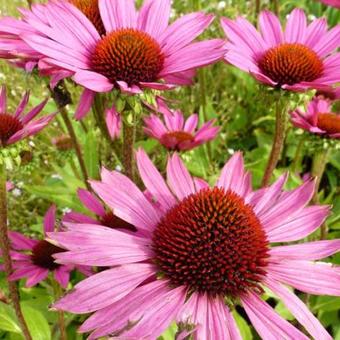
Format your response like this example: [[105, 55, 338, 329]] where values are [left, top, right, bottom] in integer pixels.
[[255, 0, 261, 20], [52, 279, 67, 340], [271, 0, 279, 16], [0, 163, 32, 340], [311, 149, 330, 239], [292, 135, 305, 174], [122, 117, 136, 180], [49, 83, 91, 191], [262, 97, 288, 187]]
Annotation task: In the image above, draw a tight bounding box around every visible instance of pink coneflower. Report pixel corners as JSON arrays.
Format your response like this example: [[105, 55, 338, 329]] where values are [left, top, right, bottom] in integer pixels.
[[221, 9, 340, 91], [63, 188, 136, 233], [15, 0, 225, 119], [0, 206, 89, 288], [105, 105, 121, 140], [0, 86, 55, 147], [48, 149, 340, 339], [319, 0, 340, 8], [144, 97, 219, 151], [291, 97, 340, 138]]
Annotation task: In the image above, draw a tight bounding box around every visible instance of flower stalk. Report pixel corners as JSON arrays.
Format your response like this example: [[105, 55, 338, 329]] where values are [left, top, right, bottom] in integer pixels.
[[311, 149, 330, 239], [262, 95, 288, 187], [49, 82, 91, 191], [122, 117, 136, 181], [52, 279, 66, 340], [0, 162, 32, 340]]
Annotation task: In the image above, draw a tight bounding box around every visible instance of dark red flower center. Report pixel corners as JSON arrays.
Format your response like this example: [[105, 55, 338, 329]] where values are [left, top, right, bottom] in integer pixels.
[[0, 114, 23, 146], [31, 240, 65, 270], [70, 0, 106, 36], [258, 43, 323, 86], [100, 211, 137, 232], [160, 131, 194, 150], [91, 28, 164, 86], [152, 187, 269, 297], [317, 113, 340, 135]]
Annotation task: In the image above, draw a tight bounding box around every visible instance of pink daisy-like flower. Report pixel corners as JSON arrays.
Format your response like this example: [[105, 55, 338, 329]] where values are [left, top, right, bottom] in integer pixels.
[[319, 0, 340, 8], [0, 206, 90, 288], [291, 97, 340, 138], [63, 188, 137, 233], [48, 149, 340, 339], [0, 86, 55, 147], [221, 9, 340, 92], [14, 0, 225, 119], [144, 97, 219, 151], [104, 104, 121, 140]]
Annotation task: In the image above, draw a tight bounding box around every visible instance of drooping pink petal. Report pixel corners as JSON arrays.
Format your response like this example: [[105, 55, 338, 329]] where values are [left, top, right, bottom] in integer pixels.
[[8, 231, 37, 250], [136, 149, 177, 212], [267, 260, 340, 296], [25, 268, 49, 287], [77, 189, 106, 217], [73, 71, 114, 92], [269, 240, 340, 261], [54, 263, 155, 313], [54, 266, 70, 289], [91, 168, 160, 233], [105, 104, 121, 140], [264, 277, 332, 340], [241, 292, 309, 339], [75, 88, 95, 120], [166, 153, 195, 200], [14, 91, 30, 118], [0, 86, 6, 113]]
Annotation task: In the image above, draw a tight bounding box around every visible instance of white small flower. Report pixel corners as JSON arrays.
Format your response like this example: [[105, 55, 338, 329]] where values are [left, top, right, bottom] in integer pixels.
[[217, 1, 226, 10], [12, 188, 22, 197]]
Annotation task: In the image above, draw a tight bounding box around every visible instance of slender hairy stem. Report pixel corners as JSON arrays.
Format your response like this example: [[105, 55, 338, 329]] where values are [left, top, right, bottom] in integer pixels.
[[292, 135, 305, 174], [49, 83, 91, 191], [262, 97, 287, 187], [0, 163, 32, 340], [255, 0, 261, 19], [311, 150, 330, 239], [52, 280, 67, 340], [27, 0, 33, 9], [122, 119, 136, 180]]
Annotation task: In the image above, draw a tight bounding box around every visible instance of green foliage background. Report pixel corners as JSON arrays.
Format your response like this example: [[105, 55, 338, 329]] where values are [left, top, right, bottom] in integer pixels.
[[0, 0, 339, 339]]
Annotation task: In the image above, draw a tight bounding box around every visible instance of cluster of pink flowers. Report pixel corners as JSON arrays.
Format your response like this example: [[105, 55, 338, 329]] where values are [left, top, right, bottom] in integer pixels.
[[0, 0, 339, 339]]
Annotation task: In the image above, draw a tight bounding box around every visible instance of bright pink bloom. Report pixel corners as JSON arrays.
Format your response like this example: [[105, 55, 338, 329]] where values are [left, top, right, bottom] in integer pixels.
[[144, 97, 219, 151], [320, 0, 340, 8], [11, 0, 225, 119], [0, 206, 90, 288], [5, 181, 14, 191], [221, 9, 340, 92], [105, 105, 121, 140], [48, 149, 339, 339], [290, 97, 340, 138], [0, 86, 55, 147]]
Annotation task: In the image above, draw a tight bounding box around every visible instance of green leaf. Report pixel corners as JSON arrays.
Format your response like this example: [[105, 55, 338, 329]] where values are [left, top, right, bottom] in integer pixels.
[[84, 130, 100, 179], [158, 322, 178, 340], [0, 303, 21, 334], [21, 305, 51, 340], [233, 311, 252, 340]]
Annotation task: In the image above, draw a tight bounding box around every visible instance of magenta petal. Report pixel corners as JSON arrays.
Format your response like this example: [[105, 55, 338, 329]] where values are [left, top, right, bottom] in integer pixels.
[[75, 88, 95, 120], [54, 267, 70, 289], [99, 0, 137, 32], [267, 260, 340, 296], [166, 153, 195, 200], [14, 91, 30, 118], [54, 263, 155, 313], [303, 18, 327, 49], [43, 204, 56, 234], [136, 148, 176, 212], [284, 9, 307, 43], [264, 277, 332, 340], [217, 152, 251, 198], [105, 104, 121, 140], [77, 189, 106, 217], [242, 292, 309, 340], [73, 71, 113, 92], [8, 231, 37, 250], [21, 98, 48, 124], [270, 240, 340, 261], [313, 25, 340, 58], [0, 85, 6, 113], [259, 10, 283, 47], [25, 268, 49, 288]]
